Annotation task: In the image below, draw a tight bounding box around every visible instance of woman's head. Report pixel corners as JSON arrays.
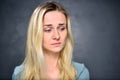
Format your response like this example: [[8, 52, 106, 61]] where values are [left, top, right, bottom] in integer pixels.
[[43, 10, 67, 54], [24, 1, 75, 79], [26, 1, 74, 56]]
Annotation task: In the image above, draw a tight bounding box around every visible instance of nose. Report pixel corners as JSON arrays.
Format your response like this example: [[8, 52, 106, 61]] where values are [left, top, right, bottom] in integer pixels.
[[53, 29, 60, 40]]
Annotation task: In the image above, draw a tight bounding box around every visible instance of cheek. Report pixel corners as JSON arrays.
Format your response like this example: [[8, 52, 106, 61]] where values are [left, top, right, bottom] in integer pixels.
[[62, 31, 67, 41], [43, 34, 51, 44]]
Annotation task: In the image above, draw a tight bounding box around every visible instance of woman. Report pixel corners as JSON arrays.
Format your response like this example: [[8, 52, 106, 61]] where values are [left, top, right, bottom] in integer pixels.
[[12, 1, 89, 80]]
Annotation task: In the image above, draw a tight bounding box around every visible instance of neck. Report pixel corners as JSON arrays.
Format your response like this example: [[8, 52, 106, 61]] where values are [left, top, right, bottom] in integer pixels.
[[44, 51, 60, 70], [43, 51, 60, 79]]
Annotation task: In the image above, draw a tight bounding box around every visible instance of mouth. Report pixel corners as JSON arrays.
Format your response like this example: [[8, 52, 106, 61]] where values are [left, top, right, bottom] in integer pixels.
[[51, 42, 61, 46]]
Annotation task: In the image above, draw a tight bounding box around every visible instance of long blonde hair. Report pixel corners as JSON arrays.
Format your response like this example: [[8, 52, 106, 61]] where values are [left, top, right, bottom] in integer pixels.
[[21, 1, 76, 80]]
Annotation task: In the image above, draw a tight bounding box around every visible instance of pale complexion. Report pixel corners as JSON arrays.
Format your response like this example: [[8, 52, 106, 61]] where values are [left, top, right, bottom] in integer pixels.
[[43, 10, 67, 79]]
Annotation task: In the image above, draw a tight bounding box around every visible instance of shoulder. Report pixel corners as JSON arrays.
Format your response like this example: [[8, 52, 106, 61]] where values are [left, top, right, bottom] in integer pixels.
[[12, 64, 24, 80], [73, 61, 90, 80]]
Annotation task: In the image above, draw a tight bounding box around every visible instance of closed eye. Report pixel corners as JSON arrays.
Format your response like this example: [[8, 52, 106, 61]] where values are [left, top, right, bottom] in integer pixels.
[[58, 26, 66, 31], [44, 29, 52, 32]]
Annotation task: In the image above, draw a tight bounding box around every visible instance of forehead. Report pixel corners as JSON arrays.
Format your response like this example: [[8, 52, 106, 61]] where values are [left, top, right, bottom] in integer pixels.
[[43, 11, 66, 24]]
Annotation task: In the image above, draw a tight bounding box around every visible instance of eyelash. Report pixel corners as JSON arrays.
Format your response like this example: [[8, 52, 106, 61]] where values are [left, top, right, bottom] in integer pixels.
[[44, 29, 51, 32], [59, 27, 65, 31], [44, 27, 66, 33]]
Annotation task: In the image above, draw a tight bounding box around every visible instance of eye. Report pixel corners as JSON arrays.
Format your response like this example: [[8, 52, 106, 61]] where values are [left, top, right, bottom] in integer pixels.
[[58, 26, 66, 31], [44, 28, 52, 32]]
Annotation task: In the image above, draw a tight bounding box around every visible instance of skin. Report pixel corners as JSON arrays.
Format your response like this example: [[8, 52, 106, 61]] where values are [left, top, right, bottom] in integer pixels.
[[43, 10, 67, 79]]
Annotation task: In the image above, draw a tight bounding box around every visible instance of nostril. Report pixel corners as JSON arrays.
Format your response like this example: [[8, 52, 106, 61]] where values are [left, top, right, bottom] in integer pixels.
[[53, 34, 60, 40]]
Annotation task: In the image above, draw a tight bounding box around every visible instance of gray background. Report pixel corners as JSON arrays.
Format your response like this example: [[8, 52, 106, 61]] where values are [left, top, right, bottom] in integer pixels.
[[0, 0, 120, 80]]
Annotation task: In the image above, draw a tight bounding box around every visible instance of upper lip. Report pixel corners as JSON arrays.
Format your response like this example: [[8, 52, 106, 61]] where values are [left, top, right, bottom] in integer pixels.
[[51, 42, 61, 45]]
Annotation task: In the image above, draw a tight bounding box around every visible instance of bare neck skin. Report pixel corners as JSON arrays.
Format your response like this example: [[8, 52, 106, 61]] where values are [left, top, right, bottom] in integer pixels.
[[44, 51, 60, 79], [44, 51, 60, 68]]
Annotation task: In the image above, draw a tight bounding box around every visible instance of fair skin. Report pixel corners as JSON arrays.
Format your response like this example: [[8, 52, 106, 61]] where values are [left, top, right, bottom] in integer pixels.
[[43, 10, 67, 79]]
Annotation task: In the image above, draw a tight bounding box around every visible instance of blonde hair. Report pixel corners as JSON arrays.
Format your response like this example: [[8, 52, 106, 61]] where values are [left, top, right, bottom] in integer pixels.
[[21, 1, 76, 80]]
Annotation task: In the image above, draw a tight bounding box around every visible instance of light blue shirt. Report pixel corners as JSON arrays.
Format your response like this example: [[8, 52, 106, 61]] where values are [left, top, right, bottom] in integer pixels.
[[12, 62, 90, 80]]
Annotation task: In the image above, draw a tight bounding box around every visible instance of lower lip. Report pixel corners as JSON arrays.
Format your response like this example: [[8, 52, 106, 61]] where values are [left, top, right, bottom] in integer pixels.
[[51, 43, 61, 46]]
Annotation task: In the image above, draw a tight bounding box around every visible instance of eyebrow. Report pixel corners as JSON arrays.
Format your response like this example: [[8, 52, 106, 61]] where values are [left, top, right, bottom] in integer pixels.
[[44, 23, 66, 27], [58, 23, 66, 26], [44, 24, 52, 27]]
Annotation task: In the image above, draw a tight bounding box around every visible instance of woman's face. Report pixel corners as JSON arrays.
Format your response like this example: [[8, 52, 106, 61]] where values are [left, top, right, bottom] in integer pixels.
[[43, 11, 67, 53]]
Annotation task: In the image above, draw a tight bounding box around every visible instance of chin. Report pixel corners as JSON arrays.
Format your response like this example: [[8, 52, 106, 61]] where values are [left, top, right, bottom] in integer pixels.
[[51, 49, 62, 53], [43, 46, 64, 53], [50, 47, 63, 53]]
